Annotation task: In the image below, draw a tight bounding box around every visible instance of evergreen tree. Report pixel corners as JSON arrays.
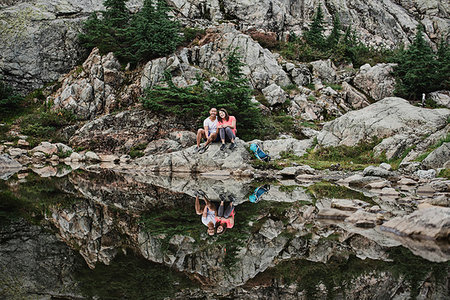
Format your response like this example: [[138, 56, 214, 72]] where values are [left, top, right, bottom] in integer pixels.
[[208, 49, 260, 140], [436, 37, 450, 90], [79, 0, 131, 59], [394, 25, 440, 99], [127, 0, 181, 63], [304, 5, 326, 50], [327, 14, 341, 48]]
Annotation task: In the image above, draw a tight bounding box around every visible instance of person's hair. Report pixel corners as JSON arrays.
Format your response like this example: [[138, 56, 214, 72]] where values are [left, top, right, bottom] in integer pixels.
[[218, 108, 230, 122], [216, 222, 226, 235], [210, 107, 217, 113]]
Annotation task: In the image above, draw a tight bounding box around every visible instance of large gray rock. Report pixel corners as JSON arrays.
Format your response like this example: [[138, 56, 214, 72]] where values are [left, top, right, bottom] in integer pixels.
[[381, 206, 450, 240], [69, 110, 192, 154], [353, 63, 396, 101], [317, 98, 450, 159], [0, 154, 21, 168], [49, 48, 131, 119], [262, 83, 286, 106], [429, 90, 450, 109], [141, 24, 291, 91], [256, 138, 314, 159], [135, 141, 252, 173], [173, 0, 447, 49], [0, 0, 142, 93], [422, 142, 450, 169]]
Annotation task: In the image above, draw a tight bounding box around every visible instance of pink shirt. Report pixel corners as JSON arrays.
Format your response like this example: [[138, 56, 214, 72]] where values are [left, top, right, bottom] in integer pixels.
[[218, 116, 237, 135]]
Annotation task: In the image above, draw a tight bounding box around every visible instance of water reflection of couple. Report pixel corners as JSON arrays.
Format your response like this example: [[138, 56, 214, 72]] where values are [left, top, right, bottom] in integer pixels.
[[194, 190, 235, 236]]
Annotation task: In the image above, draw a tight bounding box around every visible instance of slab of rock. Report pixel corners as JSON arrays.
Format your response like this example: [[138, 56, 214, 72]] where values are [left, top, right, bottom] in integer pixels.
[[421, 142, 450, 169], [416, 169, 436, 179], [310, 59, 337, 83], [317, 208, 353, 220], [381, 207, 450, 240], [31, 142, 58, 155], [70, 109, 191, 154], [365, 180, 391, 189], [363, 166, 393, 178], [17, 139, 29, 147], [262, 83, 286, 106], [32, 166, 57, 178], [353, 63, 396, 101], [316, 98, 450, 158], [331, 199, 368, 211], [346, 210, 379, 228], [258, 219, 284, 240], [397, 178, 418, 186], [8, 148, 28, 158], [277, 165, 315, 177], [256, 138, 313, 159], [98, 154, 119, 162], [429, 90, 450, 109], [342, 82, 370, 109], [136, 142, 252, 173], [0, 154, 22, 170], [84, 151, 100, 162]]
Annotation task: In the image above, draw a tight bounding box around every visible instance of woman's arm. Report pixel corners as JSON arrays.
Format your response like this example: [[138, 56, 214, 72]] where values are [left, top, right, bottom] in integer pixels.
[[228, 117, 236, 129]]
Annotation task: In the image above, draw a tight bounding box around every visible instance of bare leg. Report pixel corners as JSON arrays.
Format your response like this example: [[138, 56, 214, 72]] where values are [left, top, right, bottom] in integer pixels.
[[196, 129, 206, 148], [204, 132, 217, 147], [195, 195, 202, 215]]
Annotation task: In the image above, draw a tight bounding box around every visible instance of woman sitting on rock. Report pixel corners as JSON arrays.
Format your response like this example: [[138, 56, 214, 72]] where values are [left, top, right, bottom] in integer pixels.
[[217, 108, 237, 151]]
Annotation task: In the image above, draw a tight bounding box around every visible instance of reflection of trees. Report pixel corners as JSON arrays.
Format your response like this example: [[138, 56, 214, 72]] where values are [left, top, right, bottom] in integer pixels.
[[75, 252, 196, 300]]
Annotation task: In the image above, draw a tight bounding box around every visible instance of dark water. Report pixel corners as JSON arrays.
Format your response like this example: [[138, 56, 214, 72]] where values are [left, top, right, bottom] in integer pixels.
[[0, 168, 449, 299]]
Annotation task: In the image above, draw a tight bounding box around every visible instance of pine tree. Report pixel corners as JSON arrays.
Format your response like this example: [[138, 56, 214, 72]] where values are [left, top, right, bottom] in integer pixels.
[[436, 38, 450, 90], [209, 49, 260, 140], [127, 0, 181, 64], [394, 25, 440, 99], [79, 0, 131, 58], [327, 14, 341, 48], [304, 5, 326, 50]]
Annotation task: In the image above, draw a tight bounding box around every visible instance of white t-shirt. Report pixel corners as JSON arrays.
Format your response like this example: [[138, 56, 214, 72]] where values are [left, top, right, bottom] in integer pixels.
[[201, 208, 216, 226], [203, 117, 218, 135]]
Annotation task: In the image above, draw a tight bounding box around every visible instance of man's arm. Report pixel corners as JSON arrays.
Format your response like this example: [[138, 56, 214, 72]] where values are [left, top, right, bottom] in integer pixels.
[[204, 125, 210, 138]]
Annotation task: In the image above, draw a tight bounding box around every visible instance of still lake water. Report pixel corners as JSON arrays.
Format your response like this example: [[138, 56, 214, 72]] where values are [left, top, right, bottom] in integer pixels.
[[1, 167, 449, 299]]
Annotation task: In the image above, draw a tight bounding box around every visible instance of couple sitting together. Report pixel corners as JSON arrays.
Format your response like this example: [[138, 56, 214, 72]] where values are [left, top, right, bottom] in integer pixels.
[[195, 190, 235, 236], [196, 108, 237, 154]]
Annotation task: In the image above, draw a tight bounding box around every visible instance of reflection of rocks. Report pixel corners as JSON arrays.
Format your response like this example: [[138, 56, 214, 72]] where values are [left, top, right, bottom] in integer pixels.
[[0, 154, 22, 179], [381, 206, 450, 240], [0, 220, 83, 298]]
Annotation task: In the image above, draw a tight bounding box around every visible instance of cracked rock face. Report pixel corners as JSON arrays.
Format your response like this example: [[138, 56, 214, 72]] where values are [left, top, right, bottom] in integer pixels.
[[5, 0, 447, 93], [69, 109, 193, 154], [317, 97, 450, 158]]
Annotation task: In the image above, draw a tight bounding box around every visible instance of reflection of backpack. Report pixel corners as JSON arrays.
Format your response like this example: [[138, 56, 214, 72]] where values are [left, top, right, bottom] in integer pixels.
[[249, 143, 270, 162], [249, 184, 270, 203]]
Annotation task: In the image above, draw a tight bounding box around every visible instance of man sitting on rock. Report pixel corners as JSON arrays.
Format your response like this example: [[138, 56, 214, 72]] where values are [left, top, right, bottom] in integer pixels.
[[196, 107, 219, 154]]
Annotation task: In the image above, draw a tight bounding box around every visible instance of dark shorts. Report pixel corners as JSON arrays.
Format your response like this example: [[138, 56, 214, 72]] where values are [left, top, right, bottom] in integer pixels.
[[205, 133, 220, 142]]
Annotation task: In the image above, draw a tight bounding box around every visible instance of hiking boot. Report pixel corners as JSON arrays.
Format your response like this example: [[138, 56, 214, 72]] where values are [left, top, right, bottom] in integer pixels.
[[195, 190, 207, 198], [229, 142, 237, 150], [227, 194, 236, 203], [220, 144, 226, 151], [219, 194, 227, 202], [195, 146, 200, 152], [198, 145, 209, 154]]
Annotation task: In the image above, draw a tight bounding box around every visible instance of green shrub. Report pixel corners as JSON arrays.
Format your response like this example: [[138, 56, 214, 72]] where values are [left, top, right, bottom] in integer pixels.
[[0, 80, 24, 119]]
